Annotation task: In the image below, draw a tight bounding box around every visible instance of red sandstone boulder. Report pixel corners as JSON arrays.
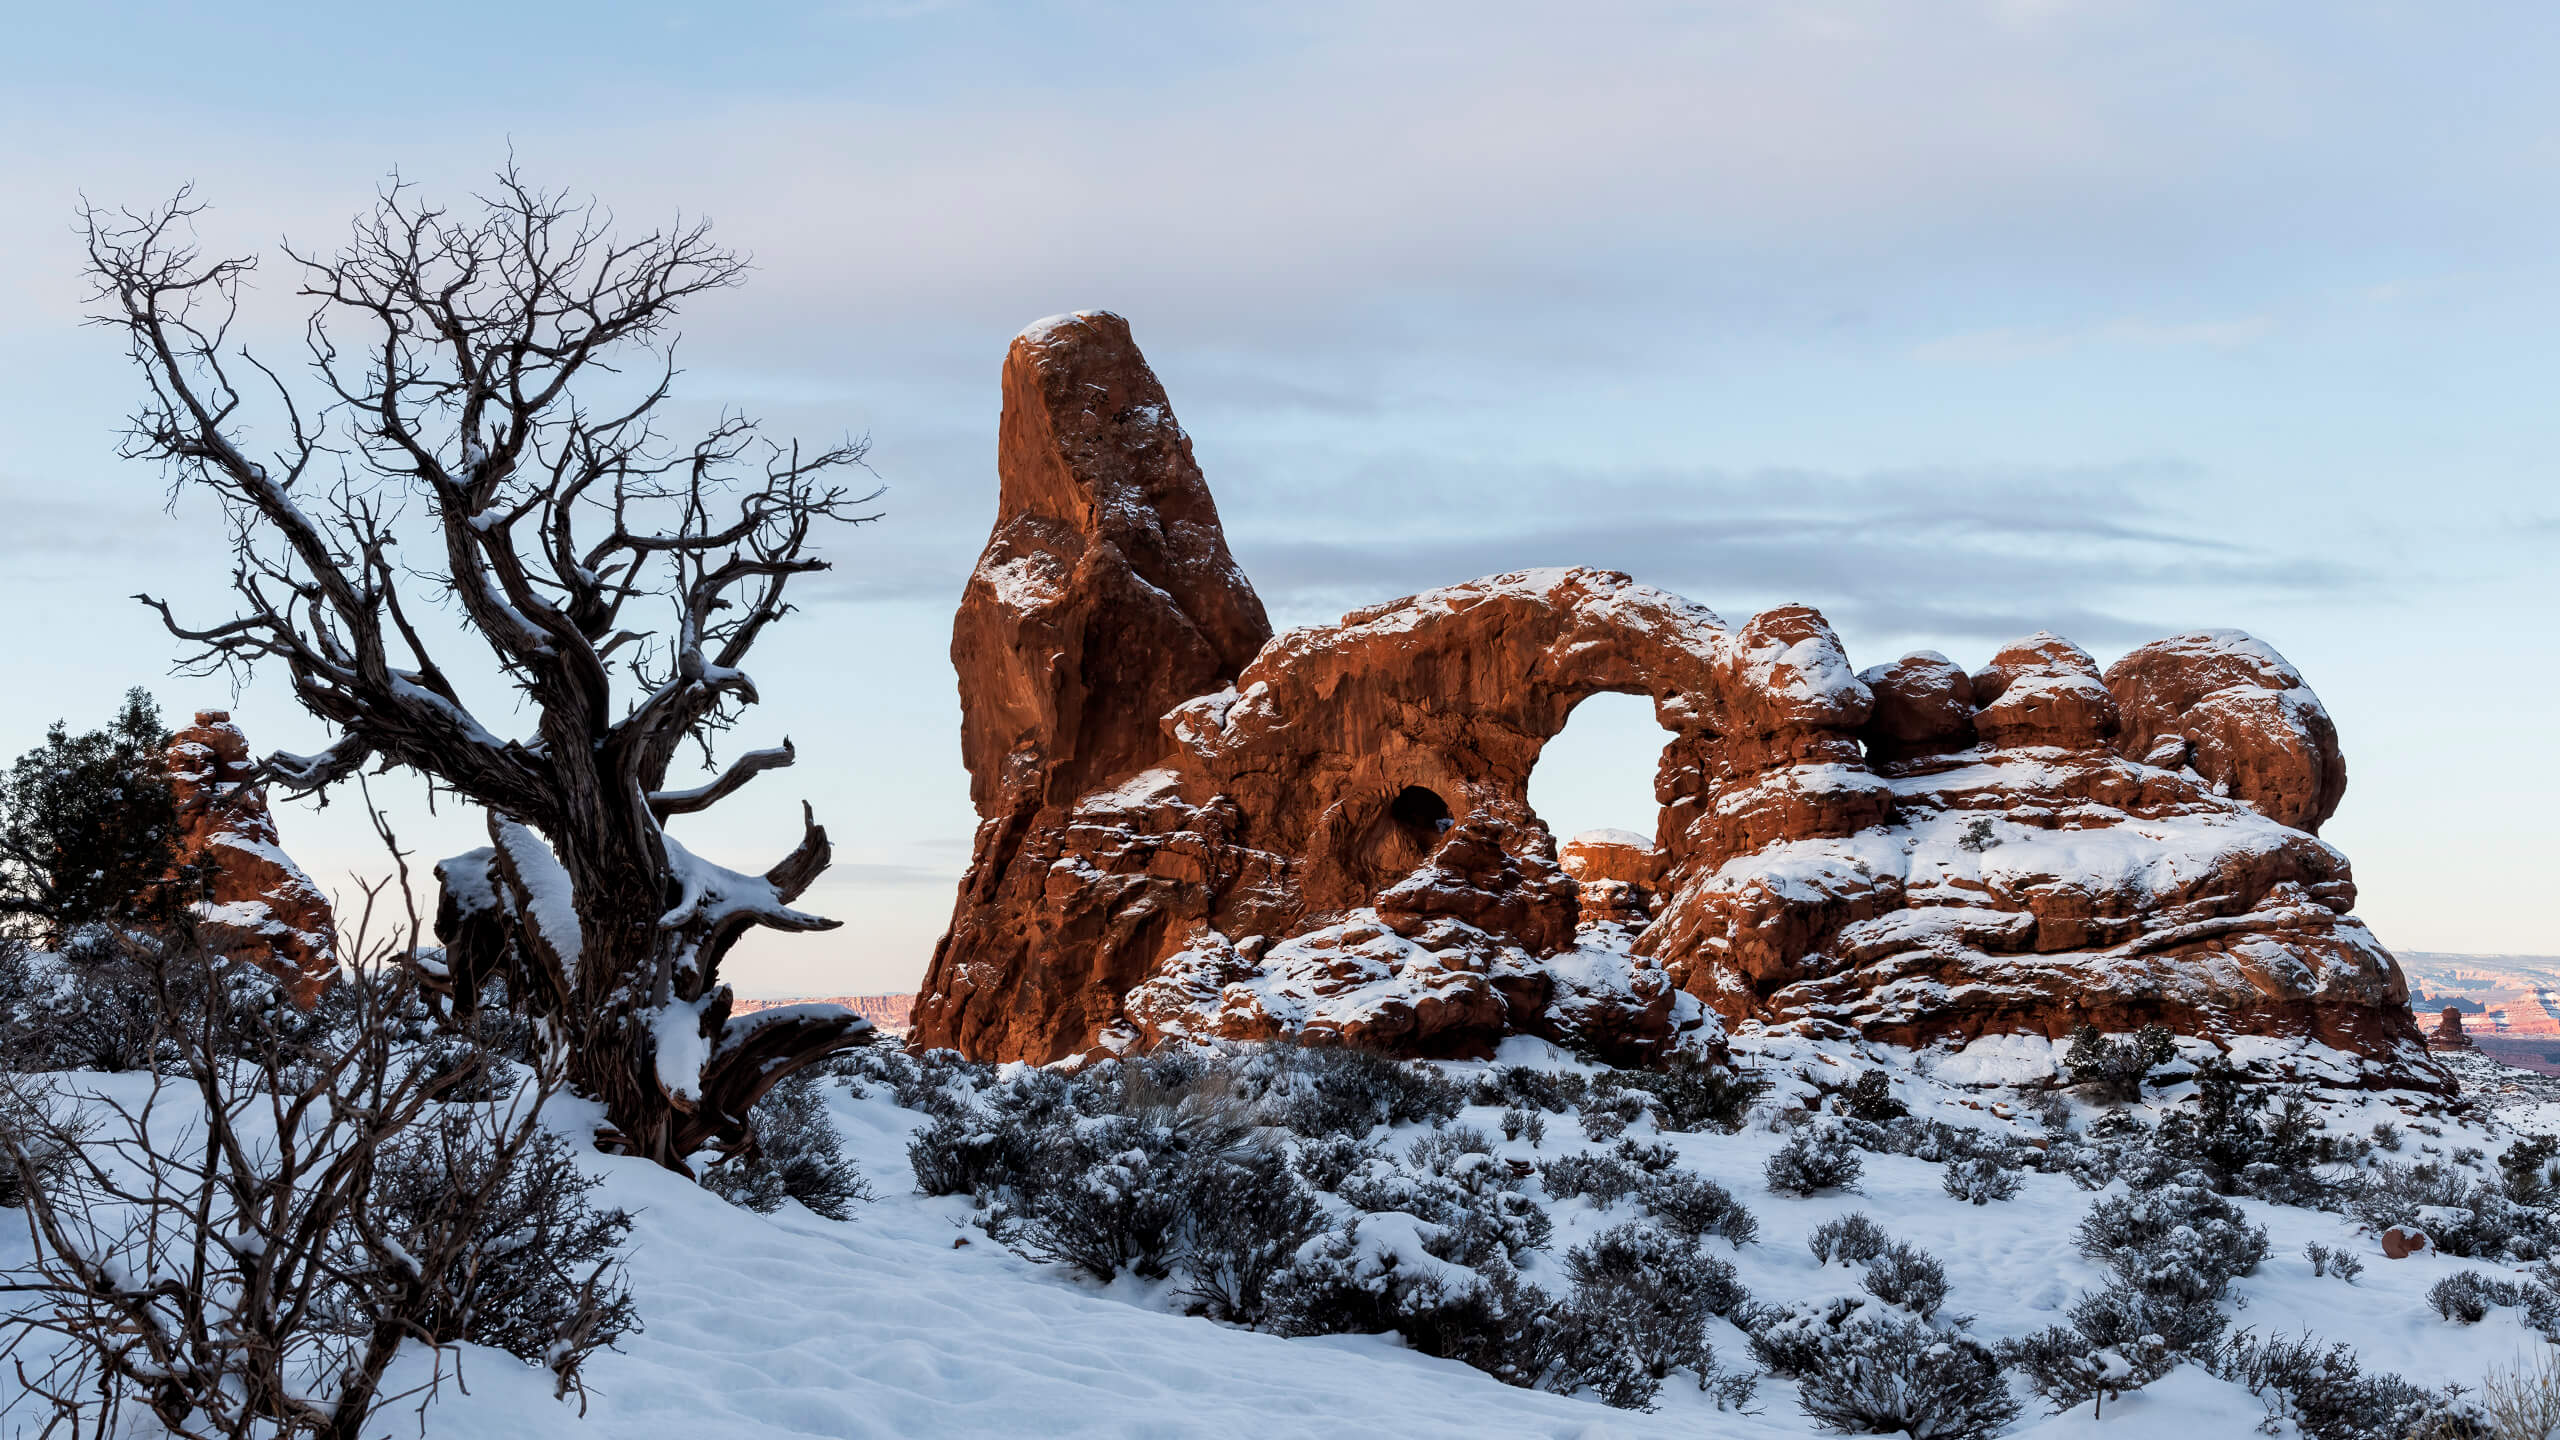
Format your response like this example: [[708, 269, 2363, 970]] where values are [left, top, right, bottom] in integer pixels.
[[168, 712, 338, 1006], [1972, 633, 2120, 750], [1561, 829, 1659, 889], [2104, 629, 2347, 833], [1562, 829, 1658, 925], [1859, 651, 1978, 763]]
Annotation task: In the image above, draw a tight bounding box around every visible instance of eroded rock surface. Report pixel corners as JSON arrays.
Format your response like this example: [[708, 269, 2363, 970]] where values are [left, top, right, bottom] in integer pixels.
[[910, 313, 2431, 1085], [169, 711, 338, 1005]]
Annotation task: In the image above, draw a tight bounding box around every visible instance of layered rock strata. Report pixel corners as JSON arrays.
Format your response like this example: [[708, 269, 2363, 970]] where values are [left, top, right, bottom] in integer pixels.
[[910, 313, 2429, 1084], [169, 711, 339, 1005]]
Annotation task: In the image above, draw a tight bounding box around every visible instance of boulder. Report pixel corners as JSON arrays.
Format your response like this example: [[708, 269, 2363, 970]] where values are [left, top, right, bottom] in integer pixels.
[[1560, 829, 1659, 889], [1859, 651, 1978, 763], [2104, 629, 2348, 833], [1972, 633, 2119, 750], [168, 712, 338, 1006]]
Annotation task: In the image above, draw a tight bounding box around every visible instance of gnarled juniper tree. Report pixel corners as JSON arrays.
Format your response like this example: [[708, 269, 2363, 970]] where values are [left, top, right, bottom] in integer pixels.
[[83, 172, 880, 1168]]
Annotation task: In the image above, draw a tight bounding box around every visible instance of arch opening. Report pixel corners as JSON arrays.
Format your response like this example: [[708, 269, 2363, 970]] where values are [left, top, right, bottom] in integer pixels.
[[1527, 690, 1672, 856]]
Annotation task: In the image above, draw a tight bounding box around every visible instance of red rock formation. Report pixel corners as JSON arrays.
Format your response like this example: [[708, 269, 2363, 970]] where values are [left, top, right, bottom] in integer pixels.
[[1562, 830, 1658, 926], [910, 311, 2433, 1087], [918, 313, 1271, 1062], [1561, 830, 1659, 890], [2104, 630, 2348, 833], [168, 712, 338, 1005], [2428, 1006, 2475, 1051], [1859, 652, 1977, 763]]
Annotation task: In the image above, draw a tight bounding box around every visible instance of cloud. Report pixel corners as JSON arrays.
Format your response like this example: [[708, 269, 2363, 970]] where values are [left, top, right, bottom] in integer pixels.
[[1211, 457, 2381, 649], [1913, 314, 2276, 364]]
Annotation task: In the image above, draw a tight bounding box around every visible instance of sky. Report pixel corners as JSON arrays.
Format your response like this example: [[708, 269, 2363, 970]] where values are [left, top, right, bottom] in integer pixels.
[[0, 1, 2552, 996]]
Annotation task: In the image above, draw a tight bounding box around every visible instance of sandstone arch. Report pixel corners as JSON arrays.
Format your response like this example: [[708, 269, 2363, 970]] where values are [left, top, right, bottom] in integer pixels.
[[910, 312, 2432, 1087]]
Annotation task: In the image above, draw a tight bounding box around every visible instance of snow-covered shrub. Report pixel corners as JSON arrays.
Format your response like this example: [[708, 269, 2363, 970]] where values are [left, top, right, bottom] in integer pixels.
[[365, 1119, 640, 1375], [1177, 1140, 1328, 1325], [1550, 1221, 1742, 1408], [1591, 1051, 1762, 1134], [2150, 1059, 2340, 1206], [1540, 1150, 1644, 1207], [2076, 1183, 2269, 1303], [1612, 1137, 1677, 1173], [1577, 1088, 1646, 1142], [1338, 1126, 1552, 1266], [1942, 1156, 2021, 1205], [1237, 1043, 1465, 1137], [1266, 1228, 1561, 1390], [1469, 1065, 1587, 1115], [1791, 1317, 2018, 1440], [2354, 1160, 2558, 1260], [1845, 1069, 1907, 1122], [1861, 1241, 1949, 1320], [985, 1112, 1207, 1283], [0, 941, 181, 1074], [1499, 1106, 1529, 1142], [1738, 1294, 1876, 1378], [701, 1070, 874, 1220], [2423, 1269, 2556, 1334], [2304, 1242, 2365, 1283], [2064, 1022, 2176, 1102], [2003, 1281, 2226, 1413], [2027, 1087, 2075, 1133], [2373, 1121, 2402, 1152], [907, 1109, 1028, 1198], [0, 1079, 81, 1209], [1766, 1126, 1864, 1196], [1637, 1168, 1759, 1248], [2500, 1136, 2560, 1205], [1291, 1133, 1385, 1192], [1844, 1114, 2017, 1167], [1807, 1212, 1893, 1267], [2214, 1330, 2476, 1440]]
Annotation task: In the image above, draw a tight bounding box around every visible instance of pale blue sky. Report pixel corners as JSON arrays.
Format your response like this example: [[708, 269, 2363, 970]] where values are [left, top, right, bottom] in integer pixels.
[[0, 2, 2552, 993]]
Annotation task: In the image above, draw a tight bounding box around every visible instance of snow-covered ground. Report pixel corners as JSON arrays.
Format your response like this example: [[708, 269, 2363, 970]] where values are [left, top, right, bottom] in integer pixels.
[[8, 1033, 2552, 1439]]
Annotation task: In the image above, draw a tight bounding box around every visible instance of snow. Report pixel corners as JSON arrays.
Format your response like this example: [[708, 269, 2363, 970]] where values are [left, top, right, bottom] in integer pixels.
[[11, 1024, 2559, 1439], [1569, 828, 1654, 850], [495, 820, 582, 973], [652, 995, 713, 1103]]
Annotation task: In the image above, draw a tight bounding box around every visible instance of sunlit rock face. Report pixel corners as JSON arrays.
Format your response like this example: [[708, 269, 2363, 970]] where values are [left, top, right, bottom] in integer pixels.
[[169, 711, 339, 1006], [909, 312, 2431, 1087]]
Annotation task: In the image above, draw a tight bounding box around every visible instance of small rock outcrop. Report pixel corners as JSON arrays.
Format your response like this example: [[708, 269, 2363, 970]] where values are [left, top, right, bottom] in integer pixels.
[[168, 712, 338, 1005], [910, 312, 2431, 1085], [2428, 1006, 2475, 1051]]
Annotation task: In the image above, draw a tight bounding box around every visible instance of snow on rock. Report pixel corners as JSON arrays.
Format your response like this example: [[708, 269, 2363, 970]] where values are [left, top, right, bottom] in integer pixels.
[[167, 711, 338, 1005]]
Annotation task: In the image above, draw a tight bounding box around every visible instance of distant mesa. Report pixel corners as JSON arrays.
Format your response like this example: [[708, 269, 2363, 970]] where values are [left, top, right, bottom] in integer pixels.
[[906, 310, 2433, 1086], [737, 992, 914, 1034]]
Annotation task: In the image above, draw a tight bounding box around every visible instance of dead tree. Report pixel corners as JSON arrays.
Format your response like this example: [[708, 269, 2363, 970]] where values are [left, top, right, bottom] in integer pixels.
[[83, 171, 880, 1167]]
